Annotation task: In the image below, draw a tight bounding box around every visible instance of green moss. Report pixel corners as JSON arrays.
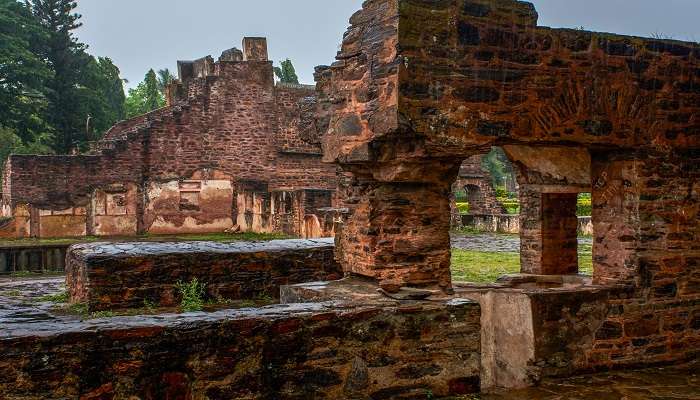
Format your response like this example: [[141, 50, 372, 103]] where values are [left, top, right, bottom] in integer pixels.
[[37, 290, 69, 303]]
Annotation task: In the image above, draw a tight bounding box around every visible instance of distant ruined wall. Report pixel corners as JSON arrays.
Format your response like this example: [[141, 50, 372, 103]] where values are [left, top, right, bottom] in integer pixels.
[[1, 39, 337, 238]]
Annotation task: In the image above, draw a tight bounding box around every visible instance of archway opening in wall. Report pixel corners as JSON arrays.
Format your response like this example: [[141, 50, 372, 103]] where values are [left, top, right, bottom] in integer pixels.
[[451, 146, 594, 285], [450, 148, 520, 283], [577, 192, 593, 276]]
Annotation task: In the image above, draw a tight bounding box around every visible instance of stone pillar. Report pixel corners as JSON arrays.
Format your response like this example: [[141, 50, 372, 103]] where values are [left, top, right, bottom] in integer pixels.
[[242, 37, 268, 62], [519, 187, 579, 275], [337, 161, 462, 292], [541, 193, 579, 275]]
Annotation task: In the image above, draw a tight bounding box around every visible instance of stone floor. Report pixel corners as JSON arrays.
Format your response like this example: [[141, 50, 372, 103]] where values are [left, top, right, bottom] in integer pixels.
[[474, 360, 700, 399], [451, 233, 593, 253], [0, 276, 76, 328]]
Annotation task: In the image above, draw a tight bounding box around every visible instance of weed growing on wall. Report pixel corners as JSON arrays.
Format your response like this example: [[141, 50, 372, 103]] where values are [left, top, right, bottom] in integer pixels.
[[176, 278, 207, 312]]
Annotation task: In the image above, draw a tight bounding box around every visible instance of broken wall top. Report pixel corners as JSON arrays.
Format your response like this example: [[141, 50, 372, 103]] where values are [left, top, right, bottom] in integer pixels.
[[323, 0, 700, 166]]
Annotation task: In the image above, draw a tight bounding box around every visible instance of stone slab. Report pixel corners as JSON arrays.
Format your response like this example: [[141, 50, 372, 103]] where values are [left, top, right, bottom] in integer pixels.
[[66, 238, 342, 311]]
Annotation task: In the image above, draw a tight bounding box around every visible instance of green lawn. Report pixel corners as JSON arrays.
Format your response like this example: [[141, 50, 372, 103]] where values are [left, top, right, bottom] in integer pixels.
[[0, 232, 291, 248], [451, 244, 593, 283]]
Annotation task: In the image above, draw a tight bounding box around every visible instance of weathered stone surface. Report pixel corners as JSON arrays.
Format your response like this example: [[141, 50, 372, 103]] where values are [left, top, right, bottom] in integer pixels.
[[322, 0, 699, 291], [0, 297, 481, 399], [66, 238, 341, 311]]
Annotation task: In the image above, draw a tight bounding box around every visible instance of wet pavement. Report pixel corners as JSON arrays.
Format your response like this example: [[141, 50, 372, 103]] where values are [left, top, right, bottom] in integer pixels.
[[0, 276, 78, 327], [476, 359, 700, 399], [451, 233, 593, 253]]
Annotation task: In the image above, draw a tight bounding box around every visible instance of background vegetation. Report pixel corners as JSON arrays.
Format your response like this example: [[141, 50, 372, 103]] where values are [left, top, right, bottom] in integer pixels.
[[0, 0, 299, 180]]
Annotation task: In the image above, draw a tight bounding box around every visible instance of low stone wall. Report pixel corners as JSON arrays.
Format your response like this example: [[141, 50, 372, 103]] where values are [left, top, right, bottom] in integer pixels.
[[0, 300, 482, 399], [0, 244, 67, 274], [460, 215, 594, 235], [66, 238, 341, 311]]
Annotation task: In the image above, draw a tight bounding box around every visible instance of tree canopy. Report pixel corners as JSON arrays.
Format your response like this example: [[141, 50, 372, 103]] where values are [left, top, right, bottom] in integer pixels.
[[0, 0, 131, 180], [125, 69, 166, 118], [274, 59, 299, 84]]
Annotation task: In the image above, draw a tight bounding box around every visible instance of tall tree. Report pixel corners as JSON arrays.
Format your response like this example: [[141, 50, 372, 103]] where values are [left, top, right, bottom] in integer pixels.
[[125, 69, 165, 118], [25, 0, 86, 153], [274, 59, 299, 84], [78, 56, 125, 141], [144, 69, 161, 111], [0, 0, 52, 144], [156, 68, 176, 95]]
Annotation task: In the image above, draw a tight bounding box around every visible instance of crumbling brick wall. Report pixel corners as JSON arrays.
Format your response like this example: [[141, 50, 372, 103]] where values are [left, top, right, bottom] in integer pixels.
[[321, 0, 699, 374], [2, 39, 337, 238]]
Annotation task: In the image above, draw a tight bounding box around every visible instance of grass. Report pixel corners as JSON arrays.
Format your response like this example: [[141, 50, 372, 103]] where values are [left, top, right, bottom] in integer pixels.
[[451, 250, 521, 283], [0, 289, 22, 297], [37, 290, 69, 303], [451, 242, 593, 283], [0, 231, 291, 249], [176, 278, 207, 312]]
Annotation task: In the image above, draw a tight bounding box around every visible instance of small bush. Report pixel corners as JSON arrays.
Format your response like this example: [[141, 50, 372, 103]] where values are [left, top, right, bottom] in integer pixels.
[[176, 278, 207, 312], [456, 202, 470, 214]]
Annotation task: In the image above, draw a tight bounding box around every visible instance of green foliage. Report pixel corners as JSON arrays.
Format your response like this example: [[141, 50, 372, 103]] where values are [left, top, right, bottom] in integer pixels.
[[0, 0, 52, 142], [481, 147, 515, 190], [125, 69, 165, 118], [577, 193, 592, 216], [156, 68, 176, 95], [90, 310, 115, 319], [37, 290, 68, 303], [456, 202, 470, 214], [0, 0, 128, 153], [176, 278, 207, 312], [273, 59, 299, 84]]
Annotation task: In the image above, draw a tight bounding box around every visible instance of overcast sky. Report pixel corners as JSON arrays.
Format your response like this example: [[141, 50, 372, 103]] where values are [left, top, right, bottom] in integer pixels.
[[74, 0, 700, 90]]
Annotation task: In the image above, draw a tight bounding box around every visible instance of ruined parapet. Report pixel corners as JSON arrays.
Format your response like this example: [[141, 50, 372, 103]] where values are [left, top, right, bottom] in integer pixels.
[[242, 37, 268, 61], [3, 37, 336, 240]]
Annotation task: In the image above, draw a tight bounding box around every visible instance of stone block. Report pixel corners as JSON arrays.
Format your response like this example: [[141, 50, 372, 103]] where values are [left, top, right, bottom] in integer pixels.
[[66, 238, 341, 311]]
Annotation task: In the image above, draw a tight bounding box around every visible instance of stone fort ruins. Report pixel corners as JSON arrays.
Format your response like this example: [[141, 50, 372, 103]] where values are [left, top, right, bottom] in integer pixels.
[[0, 1, 698, 399], [1, 37, 337, 239]]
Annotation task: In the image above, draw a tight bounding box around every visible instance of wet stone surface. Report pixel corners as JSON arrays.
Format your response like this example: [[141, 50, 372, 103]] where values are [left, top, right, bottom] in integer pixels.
[[451, 233, 592, 253], [0, 276, 76, 327], [475, 360, 700, 399]]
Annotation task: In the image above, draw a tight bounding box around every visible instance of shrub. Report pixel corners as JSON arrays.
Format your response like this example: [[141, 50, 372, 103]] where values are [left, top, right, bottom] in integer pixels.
[[456, 202, 470, 214], [175, 278, 207, 312]]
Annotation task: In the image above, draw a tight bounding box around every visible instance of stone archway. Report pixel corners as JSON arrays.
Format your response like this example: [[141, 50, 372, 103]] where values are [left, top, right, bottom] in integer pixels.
[[319, 0, 699, 292]]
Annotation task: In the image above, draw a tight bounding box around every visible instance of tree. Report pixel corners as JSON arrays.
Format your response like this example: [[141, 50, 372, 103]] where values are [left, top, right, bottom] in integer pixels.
[[274, 59, 299, 84], [25, 0, 86, 153], [23, 0, 126, 150], [78, 56, 126, 141], [125, 69, 165, 118], [156, 68, 176, 95], [481, 147, 515, 192], [0, 0, 52, 144]]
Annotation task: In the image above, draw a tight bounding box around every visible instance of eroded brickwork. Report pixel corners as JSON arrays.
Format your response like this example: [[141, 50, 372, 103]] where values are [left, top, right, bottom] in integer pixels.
[[2, 38, 337, 239], [66, 238, 341, 311], [0, 300, 481, 399], [319, 0, 699, 374]]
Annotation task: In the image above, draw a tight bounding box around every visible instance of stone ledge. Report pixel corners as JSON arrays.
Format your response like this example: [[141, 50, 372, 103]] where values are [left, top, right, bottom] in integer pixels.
[[66, 238, 341, 311], [0, 300, 481, 399]]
